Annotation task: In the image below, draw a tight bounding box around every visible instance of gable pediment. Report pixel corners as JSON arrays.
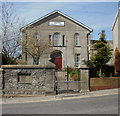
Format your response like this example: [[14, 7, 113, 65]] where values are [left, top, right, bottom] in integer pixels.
[[21, 10, 93, 32]]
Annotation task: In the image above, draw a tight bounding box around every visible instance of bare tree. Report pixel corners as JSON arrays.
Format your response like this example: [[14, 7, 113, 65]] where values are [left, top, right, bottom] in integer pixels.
[[0, 2, 24, 64], [22, 27, 51, 65]]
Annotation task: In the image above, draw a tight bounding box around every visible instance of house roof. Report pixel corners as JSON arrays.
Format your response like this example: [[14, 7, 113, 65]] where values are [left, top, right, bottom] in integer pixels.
[[112, 8, 120, 31], [21, 10, 93, 32]]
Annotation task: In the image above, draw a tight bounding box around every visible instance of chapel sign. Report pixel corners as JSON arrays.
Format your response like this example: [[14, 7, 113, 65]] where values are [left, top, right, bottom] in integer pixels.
[[49, 21, 65, 26]]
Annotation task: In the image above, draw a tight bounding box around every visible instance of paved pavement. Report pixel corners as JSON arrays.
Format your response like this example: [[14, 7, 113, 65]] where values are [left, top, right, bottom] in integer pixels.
[[2, 94, 118, 114], [1, 88, 119, 104]]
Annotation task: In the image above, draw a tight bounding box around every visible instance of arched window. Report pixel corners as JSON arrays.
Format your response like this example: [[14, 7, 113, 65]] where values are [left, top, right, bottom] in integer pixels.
[[74, 33, 80, 46], [53, 33, 62, 46]]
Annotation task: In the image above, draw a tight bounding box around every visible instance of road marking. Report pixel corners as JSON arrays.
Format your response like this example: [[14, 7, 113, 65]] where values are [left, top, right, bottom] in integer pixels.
[[1, 92, 118, 104]]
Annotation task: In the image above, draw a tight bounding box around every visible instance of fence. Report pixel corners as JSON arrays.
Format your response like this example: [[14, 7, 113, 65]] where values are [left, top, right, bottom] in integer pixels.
[[55, 81, 87, 95], [54, 66, 89, 95], [55, 67, 80, 82]]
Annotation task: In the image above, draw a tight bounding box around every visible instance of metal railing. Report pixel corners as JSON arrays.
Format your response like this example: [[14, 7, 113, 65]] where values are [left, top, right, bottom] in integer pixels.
[[55, 81, 87, 95]]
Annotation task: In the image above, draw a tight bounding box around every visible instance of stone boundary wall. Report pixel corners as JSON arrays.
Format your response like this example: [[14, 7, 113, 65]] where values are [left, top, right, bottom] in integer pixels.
[[0, 64, 90, 97], [90, 77, 120, 91], [0, 64, 55, 97]]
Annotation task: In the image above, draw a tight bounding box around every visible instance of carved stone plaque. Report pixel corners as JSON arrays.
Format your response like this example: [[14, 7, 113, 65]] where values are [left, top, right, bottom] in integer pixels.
[[18, 74, 32, 83]]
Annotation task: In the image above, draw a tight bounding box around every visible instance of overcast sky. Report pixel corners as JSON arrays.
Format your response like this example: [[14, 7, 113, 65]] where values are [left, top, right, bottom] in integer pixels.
[[13, 2, 118, 40]]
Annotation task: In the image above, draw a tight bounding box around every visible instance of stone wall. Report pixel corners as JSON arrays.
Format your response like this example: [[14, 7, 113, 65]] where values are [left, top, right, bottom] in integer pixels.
[[1, 64, 55, 97], [0, 64, 90, 96]]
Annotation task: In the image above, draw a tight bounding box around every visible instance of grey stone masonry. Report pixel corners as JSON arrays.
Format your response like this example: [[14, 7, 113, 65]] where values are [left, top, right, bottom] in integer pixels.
[[80, 65, 89, 92], [1, 63, 55, 97], [0, 68, 3, 97]]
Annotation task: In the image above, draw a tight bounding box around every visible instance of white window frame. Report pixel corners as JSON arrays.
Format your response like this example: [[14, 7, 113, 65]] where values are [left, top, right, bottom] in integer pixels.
[[53, 33, 62, 46], [75, 54, 80, 67], [75, 33, 80, 46]]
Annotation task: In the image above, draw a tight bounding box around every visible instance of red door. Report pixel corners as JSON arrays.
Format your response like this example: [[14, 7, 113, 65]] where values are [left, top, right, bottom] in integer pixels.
[[54, 58, 62, 70]]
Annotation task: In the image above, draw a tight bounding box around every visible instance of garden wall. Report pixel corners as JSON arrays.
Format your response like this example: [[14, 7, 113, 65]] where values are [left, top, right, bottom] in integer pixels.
[[0, 64, 55, 97], [0, 64, 90, 97], [90, 77, 120, 91]]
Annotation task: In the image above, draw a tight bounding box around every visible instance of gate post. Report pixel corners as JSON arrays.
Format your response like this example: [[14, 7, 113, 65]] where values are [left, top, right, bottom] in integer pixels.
[[80, 65, 89, 92], [0, 68, 2, 116], [0, 68, 3, 97]]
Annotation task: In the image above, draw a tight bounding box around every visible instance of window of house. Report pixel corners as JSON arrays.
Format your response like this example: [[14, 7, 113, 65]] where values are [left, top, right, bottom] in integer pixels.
[[74, 33, 80, 46], [49, 35, 52, 46], [75, 54, 80, 67], [53, 33, 62, 46], [63, 35, 66, 46], [34, 31, 39, 40]]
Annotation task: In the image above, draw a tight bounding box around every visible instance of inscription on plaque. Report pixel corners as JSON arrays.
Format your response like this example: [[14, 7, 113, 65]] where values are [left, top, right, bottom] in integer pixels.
[[18, 74, 32, 83], [49, 21, 65, 26]]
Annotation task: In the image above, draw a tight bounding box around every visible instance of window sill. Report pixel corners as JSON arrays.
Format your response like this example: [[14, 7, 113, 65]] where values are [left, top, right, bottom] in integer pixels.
[[50, 46, 66, 47], [75, 46, 81, 47]]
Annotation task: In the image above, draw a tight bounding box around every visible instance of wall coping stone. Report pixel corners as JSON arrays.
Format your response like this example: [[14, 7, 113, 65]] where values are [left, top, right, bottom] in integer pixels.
[[80, 65, 89, 69], [91, 77, 120, 79], [2, 64, 55, 69]]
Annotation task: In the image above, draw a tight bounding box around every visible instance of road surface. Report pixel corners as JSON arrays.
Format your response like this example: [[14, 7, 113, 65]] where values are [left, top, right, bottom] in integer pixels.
[[2, 94, 118, 114]]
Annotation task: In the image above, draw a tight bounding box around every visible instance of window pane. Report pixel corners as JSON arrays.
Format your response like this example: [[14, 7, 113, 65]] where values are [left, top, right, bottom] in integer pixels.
[[63, 35, 66, 46], [75, 33, 80, 46], [49, 35, 52, 46], [75, 54, 80, 67], [53, 33, 62, 46]]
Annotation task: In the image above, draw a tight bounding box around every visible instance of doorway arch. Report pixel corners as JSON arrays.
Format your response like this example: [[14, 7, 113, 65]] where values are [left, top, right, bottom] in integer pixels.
[[50, 50, 62, 70]]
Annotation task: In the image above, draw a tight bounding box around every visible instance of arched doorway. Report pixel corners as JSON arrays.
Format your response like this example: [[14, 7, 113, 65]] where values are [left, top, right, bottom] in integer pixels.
[[50, 50, 62, 70]]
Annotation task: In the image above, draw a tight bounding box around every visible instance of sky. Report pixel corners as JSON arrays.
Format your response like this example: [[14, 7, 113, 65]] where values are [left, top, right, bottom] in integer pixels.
[[13, 2, 118, 40], [1, 0, 120, 2], [1, 1, 119, 42]]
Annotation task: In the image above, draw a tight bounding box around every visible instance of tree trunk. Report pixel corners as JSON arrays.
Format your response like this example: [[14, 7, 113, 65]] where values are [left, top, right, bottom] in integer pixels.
[[33, 56, 39, 65], [99, 66, 102, 77]]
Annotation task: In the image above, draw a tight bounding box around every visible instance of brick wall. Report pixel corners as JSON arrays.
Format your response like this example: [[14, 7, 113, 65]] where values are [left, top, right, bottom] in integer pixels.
[[90, 77, 120, 91]]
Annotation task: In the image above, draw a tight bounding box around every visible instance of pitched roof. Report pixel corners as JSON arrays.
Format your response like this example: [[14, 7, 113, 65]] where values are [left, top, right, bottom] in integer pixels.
[[112, 8, 120, 31], [21, 10, 93, 32]]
